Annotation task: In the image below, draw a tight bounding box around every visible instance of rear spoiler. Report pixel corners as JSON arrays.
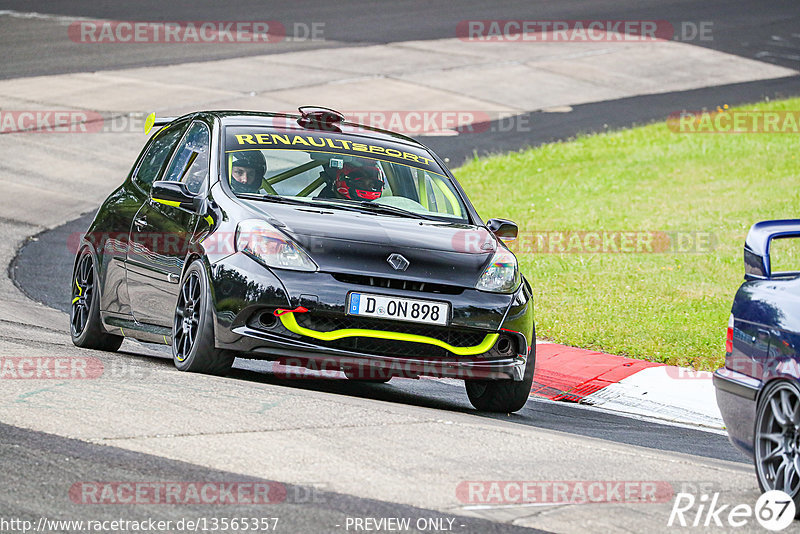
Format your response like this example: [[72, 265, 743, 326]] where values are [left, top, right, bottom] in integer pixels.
[[144, 113, 178, 134], [744, 219, 800, 280]]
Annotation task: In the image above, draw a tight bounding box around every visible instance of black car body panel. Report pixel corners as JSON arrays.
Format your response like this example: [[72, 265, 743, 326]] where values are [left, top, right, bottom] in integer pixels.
[[239, 200, 497, 288], [75, 110, 535, 385]]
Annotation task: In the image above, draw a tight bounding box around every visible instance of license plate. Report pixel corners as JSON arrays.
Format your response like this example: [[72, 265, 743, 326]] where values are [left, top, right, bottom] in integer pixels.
[[347, 292, 449, 326]]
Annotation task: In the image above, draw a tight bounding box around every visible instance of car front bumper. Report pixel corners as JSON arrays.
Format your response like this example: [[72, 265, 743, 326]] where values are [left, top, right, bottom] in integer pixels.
[[208, 253, 534, 381]]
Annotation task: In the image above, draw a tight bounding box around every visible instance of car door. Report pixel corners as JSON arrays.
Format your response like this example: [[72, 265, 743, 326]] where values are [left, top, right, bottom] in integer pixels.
[[126, 120, 211, 326], [99, 120, 187, 316]]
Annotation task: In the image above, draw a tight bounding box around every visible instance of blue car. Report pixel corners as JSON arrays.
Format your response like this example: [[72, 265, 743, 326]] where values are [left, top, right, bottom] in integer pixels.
[[715, 220, 800, 507]]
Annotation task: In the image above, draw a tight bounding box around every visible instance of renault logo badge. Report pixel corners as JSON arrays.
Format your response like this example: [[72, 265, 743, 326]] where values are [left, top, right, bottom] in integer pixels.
[[387, 253, 410, 271]]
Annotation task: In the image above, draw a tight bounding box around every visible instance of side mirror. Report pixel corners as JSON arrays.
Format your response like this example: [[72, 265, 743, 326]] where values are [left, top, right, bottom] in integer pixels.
[[151, 180, 202, 211], [486, 218, 518, 242], [743, 219, 800, 280]]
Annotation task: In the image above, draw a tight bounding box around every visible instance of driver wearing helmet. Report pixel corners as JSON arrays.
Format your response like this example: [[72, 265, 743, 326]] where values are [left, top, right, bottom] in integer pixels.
[[230, 151, 267, 194], [333, 161, 384, 201]]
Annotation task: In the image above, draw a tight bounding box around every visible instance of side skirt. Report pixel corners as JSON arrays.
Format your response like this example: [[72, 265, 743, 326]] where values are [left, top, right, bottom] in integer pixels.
[[101, 312, 172, 345]]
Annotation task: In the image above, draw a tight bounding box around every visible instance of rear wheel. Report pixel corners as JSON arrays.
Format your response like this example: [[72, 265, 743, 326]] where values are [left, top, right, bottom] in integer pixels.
[[70, 247, 123, 351], [465, 343, 535, 413], [755, 380, 800, 514], [172, 260, 234, 376]]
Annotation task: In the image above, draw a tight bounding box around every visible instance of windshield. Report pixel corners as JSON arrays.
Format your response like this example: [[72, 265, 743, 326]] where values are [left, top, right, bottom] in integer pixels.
[[224, 127, 469, 222]]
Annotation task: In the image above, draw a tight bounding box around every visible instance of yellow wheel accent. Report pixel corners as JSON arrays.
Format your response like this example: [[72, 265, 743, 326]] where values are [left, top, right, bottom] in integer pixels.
[[275, 311, 498, 356]]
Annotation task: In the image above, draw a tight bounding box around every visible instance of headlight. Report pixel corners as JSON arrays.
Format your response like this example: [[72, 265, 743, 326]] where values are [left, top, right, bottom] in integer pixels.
[[476, 247, 520, 293], [235, 219, 318, 272]]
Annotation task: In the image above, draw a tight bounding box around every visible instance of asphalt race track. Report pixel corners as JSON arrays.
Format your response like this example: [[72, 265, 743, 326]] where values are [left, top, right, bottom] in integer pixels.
[[1, 0, 799, 77], [0, 422, 545, 534], [10, 168, 749, 467], [2, 1, 800, 532]]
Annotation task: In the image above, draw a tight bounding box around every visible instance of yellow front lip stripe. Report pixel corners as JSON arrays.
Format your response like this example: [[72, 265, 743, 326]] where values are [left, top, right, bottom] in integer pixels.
[[275, 311, 499, 357]]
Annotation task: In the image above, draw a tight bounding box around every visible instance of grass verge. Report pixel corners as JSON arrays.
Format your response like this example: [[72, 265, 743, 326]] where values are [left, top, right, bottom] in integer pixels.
[[454, 97, 800, 370]]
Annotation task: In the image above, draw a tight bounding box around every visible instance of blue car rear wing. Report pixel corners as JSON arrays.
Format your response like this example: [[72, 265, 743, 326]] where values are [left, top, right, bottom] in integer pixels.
[[744, 219, 800, 280]]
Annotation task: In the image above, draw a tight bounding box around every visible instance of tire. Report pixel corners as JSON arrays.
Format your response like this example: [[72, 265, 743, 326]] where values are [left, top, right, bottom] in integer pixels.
[[465, 343, 536, 413], [754, 380, 800, 514], [172, 260, 234, 376], [70, 247, 123, 351]]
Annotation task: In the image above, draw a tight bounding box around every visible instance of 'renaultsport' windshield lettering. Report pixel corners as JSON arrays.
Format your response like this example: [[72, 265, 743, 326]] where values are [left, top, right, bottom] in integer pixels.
[[226, 127, 441, 174]]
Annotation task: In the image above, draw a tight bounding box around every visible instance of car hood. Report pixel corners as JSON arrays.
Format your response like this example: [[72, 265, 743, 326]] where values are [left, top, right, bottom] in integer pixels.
[[241, 201, 497, 287]]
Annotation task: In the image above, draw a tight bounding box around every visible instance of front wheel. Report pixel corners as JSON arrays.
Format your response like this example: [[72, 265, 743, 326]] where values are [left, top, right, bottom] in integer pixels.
[[465, 344, 535, 413], [754, 380, 800, 514], [172, 260, 234, 376], [70, 247, 123, 351]]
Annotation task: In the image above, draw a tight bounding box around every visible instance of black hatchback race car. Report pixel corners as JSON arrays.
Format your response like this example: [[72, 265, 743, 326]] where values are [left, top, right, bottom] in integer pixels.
[[70, 107, 535, 412]]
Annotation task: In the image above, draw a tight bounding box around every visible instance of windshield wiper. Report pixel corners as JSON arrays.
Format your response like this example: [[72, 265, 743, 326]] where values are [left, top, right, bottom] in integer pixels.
[[237, 194, 324, 207], [354, 201, 437, 220], [313, 198, 436, 220], [238, 193, 374, 215], [239, 194, 438, 220]]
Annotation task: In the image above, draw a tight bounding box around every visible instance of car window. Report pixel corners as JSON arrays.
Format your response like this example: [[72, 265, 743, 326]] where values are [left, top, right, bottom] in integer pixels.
[[163, 121, 210, 195], [223, 127, 467, 222], [132, 123, 186, 189], [408, 167, 463, 216]]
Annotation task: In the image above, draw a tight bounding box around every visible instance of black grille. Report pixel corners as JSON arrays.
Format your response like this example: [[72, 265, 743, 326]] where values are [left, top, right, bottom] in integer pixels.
[[293, 312, 489, 358], [332, 273, 463, 295]]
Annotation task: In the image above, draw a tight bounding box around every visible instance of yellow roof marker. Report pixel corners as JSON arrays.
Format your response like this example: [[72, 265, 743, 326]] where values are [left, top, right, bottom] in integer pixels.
[[144, 112, 156, 135]]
